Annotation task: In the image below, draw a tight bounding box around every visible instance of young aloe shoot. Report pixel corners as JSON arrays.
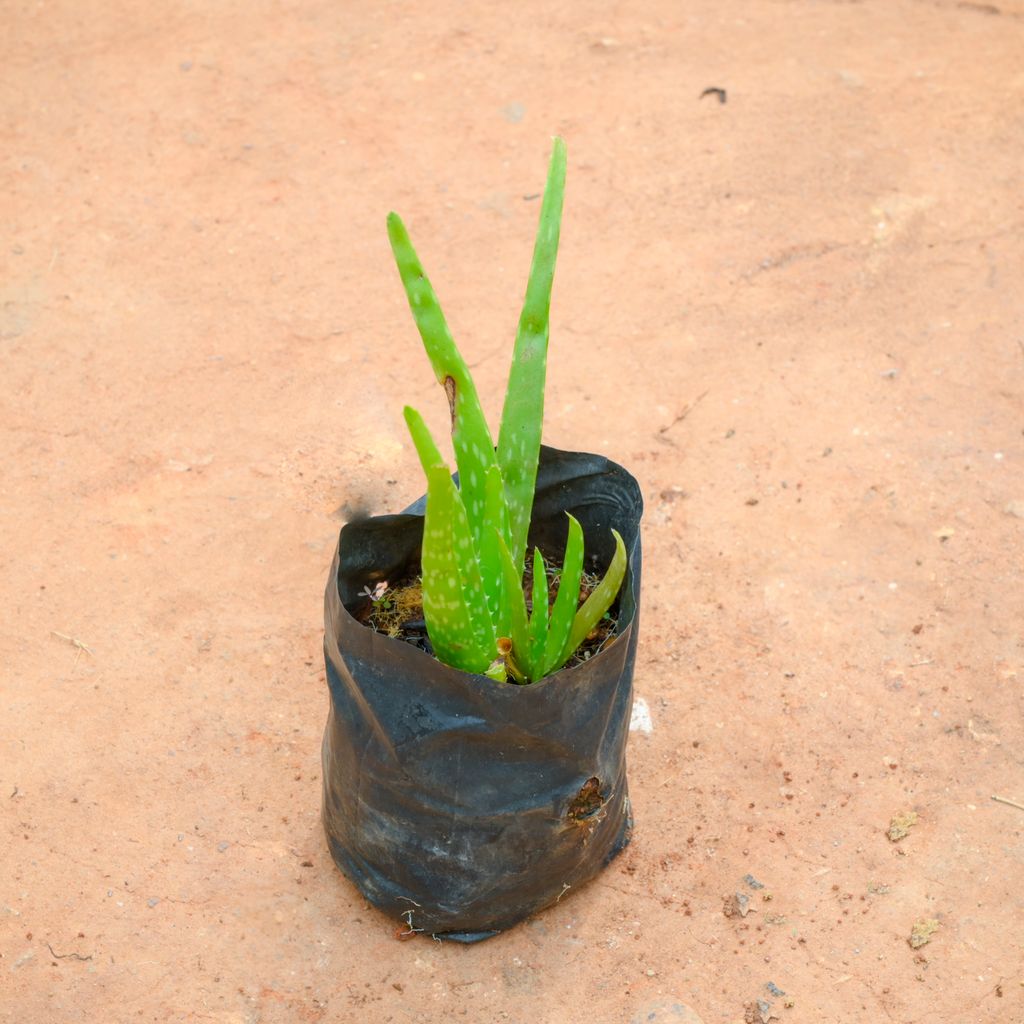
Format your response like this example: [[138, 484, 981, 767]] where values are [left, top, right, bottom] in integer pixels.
[[388, 138, 627, 684]]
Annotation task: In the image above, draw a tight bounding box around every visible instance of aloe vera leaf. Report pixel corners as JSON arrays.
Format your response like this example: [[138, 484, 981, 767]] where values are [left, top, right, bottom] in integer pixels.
[[496, 137, 567, 570], [496, 531, 531, 681], [387, 212, 498, 547], [405, 406, 505, 674], [539, 513, 585, 677], [477, 463, 510, 634], [419, 462, 497, 675], [525, 547, 550, 676], [403, 405, 445, 474], [558, 529, 627, 667]]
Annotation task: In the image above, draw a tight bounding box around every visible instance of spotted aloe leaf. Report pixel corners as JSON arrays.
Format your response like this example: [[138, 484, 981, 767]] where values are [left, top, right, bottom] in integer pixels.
[[404, 407, 497, 674], [477, 464, 510, 635], [387, 212, 499, 553], [497, 137, 567, 572], [420, 463, 498, 675], [405, 406, 508, 639]]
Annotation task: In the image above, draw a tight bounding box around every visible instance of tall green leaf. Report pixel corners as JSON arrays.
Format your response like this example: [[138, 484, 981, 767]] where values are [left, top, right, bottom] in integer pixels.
[[390, 139, 629, 685], [388, 212, 498, 548], [496, 138, 567, 570]]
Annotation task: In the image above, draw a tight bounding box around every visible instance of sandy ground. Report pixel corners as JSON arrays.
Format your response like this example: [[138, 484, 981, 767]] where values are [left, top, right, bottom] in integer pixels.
[[3, 1, 1024, 1021]]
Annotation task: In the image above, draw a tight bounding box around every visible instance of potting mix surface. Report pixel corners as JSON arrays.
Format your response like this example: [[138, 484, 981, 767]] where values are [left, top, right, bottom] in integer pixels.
[[3, 2, 1022, 1022]]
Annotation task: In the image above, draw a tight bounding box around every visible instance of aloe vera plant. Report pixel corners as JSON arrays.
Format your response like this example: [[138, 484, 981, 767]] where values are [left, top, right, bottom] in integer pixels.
[[389, 138, 626, 684]]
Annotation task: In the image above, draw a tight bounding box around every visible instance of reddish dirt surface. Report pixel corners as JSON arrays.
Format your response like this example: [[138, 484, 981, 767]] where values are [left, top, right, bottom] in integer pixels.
[[3, 2, 1023, 1022]]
